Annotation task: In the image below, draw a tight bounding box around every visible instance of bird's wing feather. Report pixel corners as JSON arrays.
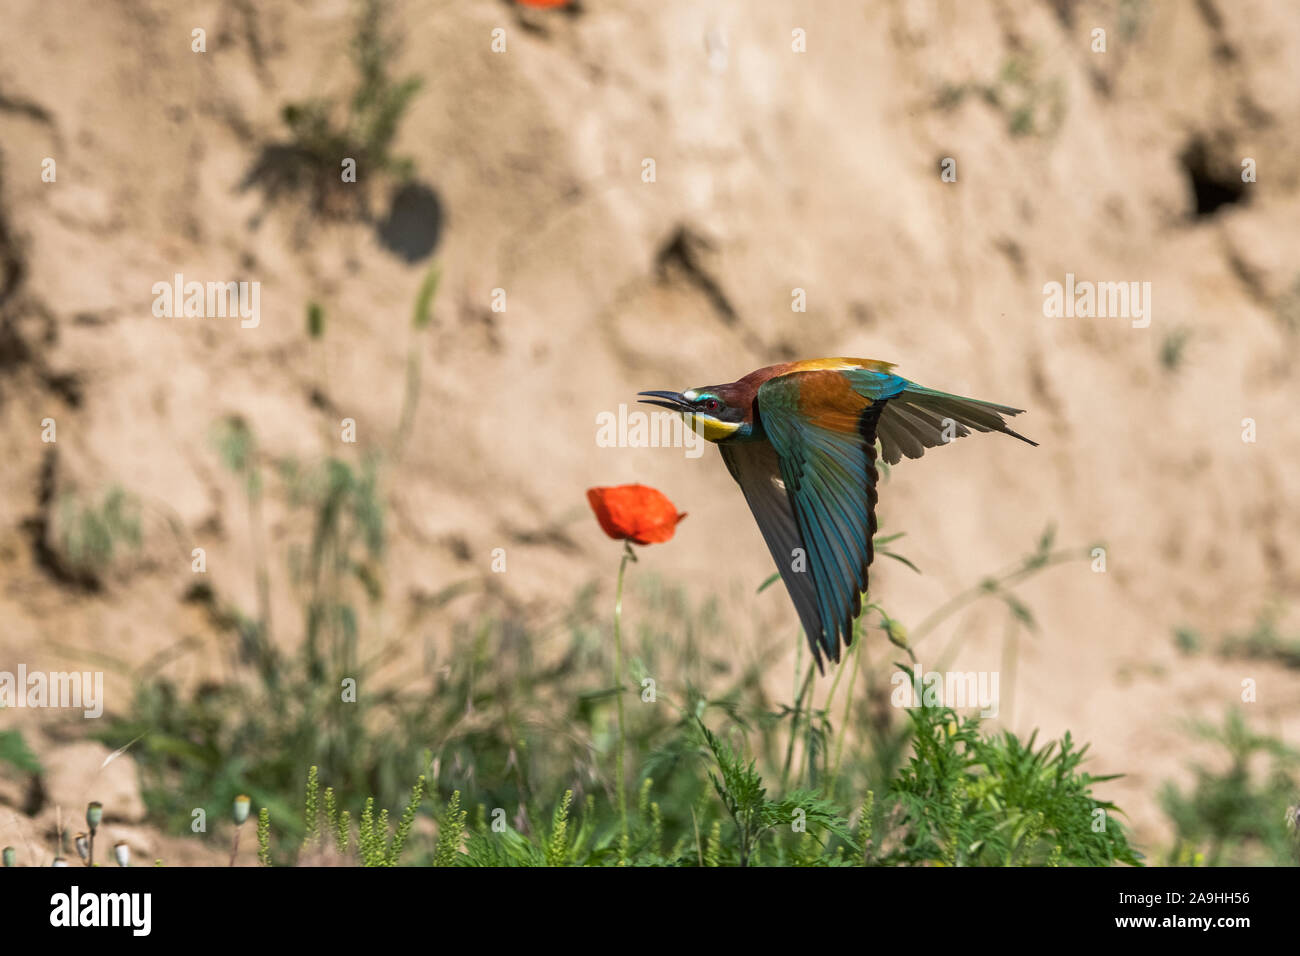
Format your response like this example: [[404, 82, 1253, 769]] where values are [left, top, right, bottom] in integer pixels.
[[755, 369, 884, 668], [718, 442, 824, 658], [868, 379, 1038, 466]]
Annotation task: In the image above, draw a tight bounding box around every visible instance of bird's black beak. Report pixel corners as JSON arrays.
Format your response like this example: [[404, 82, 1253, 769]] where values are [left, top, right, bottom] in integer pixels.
[[637, 390, 692, 412]]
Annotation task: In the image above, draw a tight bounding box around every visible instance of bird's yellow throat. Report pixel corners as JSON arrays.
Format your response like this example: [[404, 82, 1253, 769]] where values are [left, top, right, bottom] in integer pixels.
[[682, 412, 742, 443]]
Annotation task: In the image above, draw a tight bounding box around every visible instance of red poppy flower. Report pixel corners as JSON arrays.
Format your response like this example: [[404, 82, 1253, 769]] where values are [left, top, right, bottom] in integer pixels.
[[517, 0, 570, 7], [586, 484, 686, 545]]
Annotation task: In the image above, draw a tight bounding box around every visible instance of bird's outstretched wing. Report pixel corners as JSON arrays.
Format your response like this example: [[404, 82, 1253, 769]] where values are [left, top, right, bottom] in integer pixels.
[[873, 382, 1037, 465], [718, 441, 825, 660], [749, 369, 885, 669]]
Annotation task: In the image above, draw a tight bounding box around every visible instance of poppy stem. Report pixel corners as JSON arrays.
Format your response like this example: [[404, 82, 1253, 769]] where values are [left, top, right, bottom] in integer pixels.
[[613, 541, 635, 855]]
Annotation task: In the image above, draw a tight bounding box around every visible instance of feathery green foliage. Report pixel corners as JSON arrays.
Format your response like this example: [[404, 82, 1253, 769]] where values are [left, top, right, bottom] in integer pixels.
[[302, 765, 321, 852], [272, 0, 421, 214], [386, 775, 425, 865], [704, 819, 722, 867], [336, 810, 352, 857], [934, 52, 1065, 138], [257, 808, 271, 867], [394, 262, 441, 455], [411, 263, 440, 331], [55, 485, 141, 581], [323, 786, 338, 845], [546, 790, 574, 866], [102, 516, 1157, 867], [1160, 709, 1300, 866], [880, 690, 1140, 866], [0, 730, 42, 775], [358, 797, 380, 866], [696, 716, 856, 867], [434, 792, 467, 867], [857, 790, 875, 863]]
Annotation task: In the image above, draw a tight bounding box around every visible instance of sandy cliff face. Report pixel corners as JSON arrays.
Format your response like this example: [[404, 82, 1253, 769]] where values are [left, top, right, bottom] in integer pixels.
[[1, 0, 1298, 856]]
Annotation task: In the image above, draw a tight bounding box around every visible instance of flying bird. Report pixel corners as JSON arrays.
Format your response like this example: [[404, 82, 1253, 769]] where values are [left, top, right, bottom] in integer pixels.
[[639, 357, 1036, 671]]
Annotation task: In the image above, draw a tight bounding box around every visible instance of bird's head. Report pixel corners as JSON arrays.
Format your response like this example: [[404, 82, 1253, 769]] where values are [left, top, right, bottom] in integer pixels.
[[637, 385, 753, 443]]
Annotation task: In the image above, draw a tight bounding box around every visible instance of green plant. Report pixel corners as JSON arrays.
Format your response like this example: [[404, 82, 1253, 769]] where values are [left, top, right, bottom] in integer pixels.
[[102, 511, 1139, 867], [434, 791, 466, 867], [1160, 327, 1192, 371], [387, 775, 425, 865], [936, 53, 1066, 138], [545, 790, 574, 866], [880, 693, 1140, 866], [1218, 606, 1300, 669], [1161, 709, 1300, 866], [0, 730, 41, 776], [302, 765, 321, 852], [212, 414, 273, 654], [1175, 605, 1300, 669], [257, 807, 271, 866], [271, 0, 422, 214], [392, 263, 441, 458], [55, 485, 141, 581], [696, 717, 855, 867]]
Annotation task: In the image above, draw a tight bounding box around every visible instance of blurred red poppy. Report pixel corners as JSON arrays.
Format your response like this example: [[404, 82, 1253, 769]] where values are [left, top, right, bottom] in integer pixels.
[[586, 485, 686, 545], [517, 0, 570, 7]]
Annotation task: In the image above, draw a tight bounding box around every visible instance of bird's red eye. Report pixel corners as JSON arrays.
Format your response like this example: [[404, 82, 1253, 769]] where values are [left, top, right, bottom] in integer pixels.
[[705, 399, 719, 411]]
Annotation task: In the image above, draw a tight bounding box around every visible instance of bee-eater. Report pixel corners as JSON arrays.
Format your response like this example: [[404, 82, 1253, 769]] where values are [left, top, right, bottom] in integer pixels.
[[639, 357, 1036, 671]]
